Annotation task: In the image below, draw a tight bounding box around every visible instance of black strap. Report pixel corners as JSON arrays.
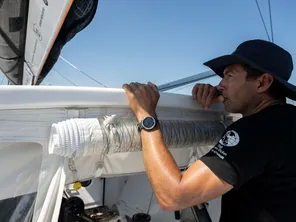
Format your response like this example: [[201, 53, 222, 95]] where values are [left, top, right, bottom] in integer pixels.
[[191, 204, 212, 222]]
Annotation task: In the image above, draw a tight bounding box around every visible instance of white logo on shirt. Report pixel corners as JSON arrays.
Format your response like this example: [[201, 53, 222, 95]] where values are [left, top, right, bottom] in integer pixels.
[[219, 130, 240, 147]]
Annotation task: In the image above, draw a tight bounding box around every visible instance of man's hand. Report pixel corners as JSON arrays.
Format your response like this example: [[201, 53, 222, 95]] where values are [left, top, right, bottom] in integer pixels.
[[122, 82, 160, 121], [192, 83, 225, 109]]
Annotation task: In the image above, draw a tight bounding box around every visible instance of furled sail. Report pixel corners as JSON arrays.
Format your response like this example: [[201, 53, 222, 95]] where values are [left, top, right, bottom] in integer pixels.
[[0, 0, 98, 85]]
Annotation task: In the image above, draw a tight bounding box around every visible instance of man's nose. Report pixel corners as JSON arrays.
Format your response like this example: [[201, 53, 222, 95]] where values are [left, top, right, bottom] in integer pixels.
[[217, 80, 225, 91]]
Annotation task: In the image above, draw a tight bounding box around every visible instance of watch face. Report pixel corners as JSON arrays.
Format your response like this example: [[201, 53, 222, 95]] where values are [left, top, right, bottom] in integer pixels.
[[142, 117, 156, 129]]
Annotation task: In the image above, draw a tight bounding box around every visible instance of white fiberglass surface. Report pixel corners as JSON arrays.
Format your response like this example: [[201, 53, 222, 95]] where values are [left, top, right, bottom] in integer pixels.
[[0, 85, 225, 111]]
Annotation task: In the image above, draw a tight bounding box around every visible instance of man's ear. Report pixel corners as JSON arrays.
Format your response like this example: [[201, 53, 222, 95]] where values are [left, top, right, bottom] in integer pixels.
[[256, 73, 274, 93]]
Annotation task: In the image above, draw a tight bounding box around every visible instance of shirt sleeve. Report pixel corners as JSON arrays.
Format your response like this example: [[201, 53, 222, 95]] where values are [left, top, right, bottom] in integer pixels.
[[199, 117, 270, 189]]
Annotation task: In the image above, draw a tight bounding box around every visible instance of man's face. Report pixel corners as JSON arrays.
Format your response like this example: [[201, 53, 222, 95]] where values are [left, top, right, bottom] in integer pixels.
[[217, 64, 258, 114]]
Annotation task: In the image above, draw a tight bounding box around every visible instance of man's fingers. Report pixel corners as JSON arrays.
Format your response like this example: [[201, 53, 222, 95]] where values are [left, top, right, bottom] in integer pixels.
[[148, 82, 158, 92], [122, 84, 136, 103], [122, 83, 132, 93], [129, 82, 140, 92], [212, 89, 225, 103], [123, 81, 159, 102], [196, 84, 204, 102], [201, 84, 211, 107], [191, 84, 225, 109], [192, 84, 199, 100], [147, 82, 160, 102], [147, 82, 159, 96], [217, 95, 225, 103], [205, 87, 217, 109]]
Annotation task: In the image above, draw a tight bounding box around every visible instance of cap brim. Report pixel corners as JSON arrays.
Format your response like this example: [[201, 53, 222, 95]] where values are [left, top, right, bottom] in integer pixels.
[[204, 55, 296, 101], [203, 54, 266, 78], [274, 76, 296, 101]]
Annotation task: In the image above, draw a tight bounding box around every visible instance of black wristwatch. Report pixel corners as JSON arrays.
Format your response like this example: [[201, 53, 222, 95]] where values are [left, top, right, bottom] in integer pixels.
[[137, 116, 159, 132]]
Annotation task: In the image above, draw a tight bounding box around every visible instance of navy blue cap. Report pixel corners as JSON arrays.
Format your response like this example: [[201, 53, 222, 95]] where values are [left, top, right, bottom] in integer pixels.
[[204, 39, 296, 100]]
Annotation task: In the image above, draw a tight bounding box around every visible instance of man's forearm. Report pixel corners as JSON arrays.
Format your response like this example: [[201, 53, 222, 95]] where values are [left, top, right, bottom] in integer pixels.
[[122, 82, 233, 211], [141, 126, 183, 209]]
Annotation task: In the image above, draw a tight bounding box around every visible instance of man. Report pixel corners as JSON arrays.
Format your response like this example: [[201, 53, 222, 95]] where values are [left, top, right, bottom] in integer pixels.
[[122, 39, 296, 222]]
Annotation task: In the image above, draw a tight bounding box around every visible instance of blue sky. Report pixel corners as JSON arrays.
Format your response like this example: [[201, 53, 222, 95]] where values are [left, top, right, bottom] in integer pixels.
[[3, 0, 296, 96]]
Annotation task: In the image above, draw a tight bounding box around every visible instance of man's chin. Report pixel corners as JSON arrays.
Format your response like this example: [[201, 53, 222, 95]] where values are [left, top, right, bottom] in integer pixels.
[[224, 107, 242, 114], [223, 104, 235, 113], [223, 101, 230, 112], [223, 100, 234, 113]]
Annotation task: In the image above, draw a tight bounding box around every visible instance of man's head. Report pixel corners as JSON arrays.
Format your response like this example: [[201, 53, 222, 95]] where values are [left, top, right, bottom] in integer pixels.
[[216, 63, 284, 115], [203, 39, 296, 115]]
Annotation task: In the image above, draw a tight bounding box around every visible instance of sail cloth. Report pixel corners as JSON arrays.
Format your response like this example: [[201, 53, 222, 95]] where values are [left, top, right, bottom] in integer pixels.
[[0, 0, 98, 85], [36, 0, 99, 85], [0, 0, 28, 84], [33, 115, 225, 221]]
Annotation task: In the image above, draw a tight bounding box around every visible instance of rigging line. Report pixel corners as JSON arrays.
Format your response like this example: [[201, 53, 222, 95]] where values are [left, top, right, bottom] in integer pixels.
[[53, 68, 77, 86], [59, 55, 107, 88], [268, 0, 274, 42], [255, 0, 271, 41]]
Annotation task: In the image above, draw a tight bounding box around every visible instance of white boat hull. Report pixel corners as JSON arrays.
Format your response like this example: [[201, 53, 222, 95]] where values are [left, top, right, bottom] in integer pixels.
[[0, 86, 236, 221]]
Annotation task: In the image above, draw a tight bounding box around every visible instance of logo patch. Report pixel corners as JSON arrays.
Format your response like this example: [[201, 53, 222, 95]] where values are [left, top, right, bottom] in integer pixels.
[[219, 130, 240, 147]]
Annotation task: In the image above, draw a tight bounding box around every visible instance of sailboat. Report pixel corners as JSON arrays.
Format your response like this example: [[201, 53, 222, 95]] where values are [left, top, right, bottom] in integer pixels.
[[0, 0, 241, 221]]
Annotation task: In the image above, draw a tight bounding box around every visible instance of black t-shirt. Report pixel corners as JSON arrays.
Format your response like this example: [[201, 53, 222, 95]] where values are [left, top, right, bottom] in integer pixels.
[[200, 104, 296, 222]]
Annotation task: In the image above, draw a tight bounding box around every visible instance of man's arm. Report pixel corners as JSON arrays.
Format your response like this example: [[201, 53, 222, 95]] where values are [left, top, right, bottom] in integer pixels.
[[140, 123, 233, 211], [122, 82, 233, 211]]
